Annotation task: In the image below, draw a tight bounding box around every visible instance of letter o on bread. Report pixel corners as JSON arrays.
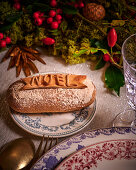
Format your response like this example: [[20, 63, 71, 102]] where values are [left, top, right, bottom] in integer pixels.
[[6, 74, 96, 113]]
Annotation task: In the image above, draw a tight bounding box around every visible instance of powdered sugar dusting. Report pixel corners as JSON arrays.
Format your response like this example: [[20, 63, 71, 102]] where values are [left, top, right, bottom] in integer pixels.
[[8, 77, 95, 113]]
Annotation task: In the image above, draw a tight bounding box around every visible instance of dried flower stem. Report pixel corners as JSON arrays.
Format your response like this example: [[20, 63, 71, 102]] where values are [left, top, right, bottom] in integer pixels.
[[110, 47, 123, 69]]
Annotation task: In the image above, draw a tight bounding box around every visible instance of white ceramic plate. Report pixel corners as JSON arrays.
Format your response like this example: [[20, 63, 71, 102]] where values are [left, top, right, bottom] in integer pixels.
[[9, 100, 96, 138], [56, 139, 136, 170], [31, 127, 136, 170]]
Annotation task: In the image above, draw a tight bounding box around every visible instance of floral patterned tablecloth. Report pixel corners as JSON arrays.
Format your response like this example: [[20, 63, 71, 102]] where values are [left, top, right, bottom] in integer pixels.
[[0, 48, 127, 149]]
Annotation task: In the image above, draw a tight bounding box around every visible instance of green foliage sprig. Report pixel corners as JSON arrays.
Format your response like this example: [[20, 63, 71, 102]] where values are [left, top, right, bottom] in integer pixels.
[[0, 0, 136, 95]]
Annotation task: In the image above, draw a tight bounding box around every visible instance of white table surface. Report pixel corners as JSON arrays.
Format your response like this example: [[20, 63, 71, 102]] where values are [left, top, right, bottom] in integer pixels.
[[0, 47, 127, 150]]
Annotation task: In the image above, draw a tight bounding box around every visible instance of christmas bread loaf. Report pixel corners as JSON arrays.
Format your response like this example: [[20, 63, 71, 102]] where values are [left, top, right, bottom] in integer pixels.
[[6, 73, 96, 113]]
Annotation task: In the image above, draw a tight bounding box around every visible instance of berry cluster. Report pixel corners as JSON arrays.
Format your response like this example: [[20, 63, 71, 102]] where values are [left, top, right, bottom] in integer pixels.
[[47, 8, 62, 29], [50, 0, 57, 7], [42, 0, 62, 45], [46, 0, 62, 29], [0, 33, 11, 48], [103, 54, 120, 63], [13, 0, 21, 10], [33, 11, 45, 26]]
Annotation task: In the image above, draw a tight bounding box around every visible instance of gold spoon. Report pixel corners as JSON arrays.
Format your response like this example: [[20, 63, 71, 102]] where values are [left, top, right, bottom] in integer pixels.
[[0, 138, 35, 170]]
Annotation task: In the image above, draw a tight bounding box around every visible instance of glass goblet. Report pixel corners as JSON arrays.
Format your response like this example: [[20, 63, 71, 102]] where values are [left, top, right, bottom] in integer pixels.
[[113, 34, 136, 128]]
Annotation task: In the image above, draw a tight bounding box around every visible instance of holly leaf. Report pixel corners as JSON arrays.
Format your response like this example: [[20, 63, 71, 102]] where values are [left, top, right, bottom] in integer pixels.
[[31, 3, 50, 12], [95, 40, 109, 49], [100, 49, 109, 54], [90, 38, 97, 47], [105, 65, 125, 96], [0, 23, 13, 32], [90, 47, 109, 55], [26, 5, 33, 14], [0, 11, 23, 32], [48, 29, 61, 35], [62, 5, 78, 14], [73, 49, 88, 57], [90, 48, 99, 54], [95, 56, 106, 70]]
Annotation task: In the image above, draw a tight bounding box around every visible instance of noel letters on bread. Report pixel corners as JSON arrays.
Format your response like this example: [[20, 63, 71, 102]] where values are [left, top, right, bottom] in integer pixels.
[[22, 74, 87, 90]]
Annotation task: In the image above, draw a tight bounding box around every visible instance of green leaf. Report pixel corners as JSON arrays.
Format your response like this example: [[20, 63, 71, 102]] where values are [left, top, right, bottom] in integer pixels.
[[52, 31, 61, 36], [101, 49, 109, 54], [95, 39, 109, 50], [0, 23, 13, 32], [32, 3, 50, 12], [26, 5, 33, 14], [90, 48, 99, 54], [62, 5, 77, 14], [0, 12, 23, 32], [95, 56, 106, 70], [48, 29, 61, 35], [90, 38, 97, 46], [90, 46, 109, 55], [73, 49, 88, 57], [105, 65, 125, 96]]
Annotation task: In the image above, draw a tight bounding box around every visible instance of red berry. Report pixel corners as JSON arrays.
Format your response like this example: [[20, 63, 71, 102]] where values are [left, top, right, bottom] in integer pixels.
[[0, 33, 4, 39], [107, 28, 117, 48], [79, 2, 84, 8], [40, 12, 44, 17], [35, 18, 43, 26], [33, 11, 41, 19], [56, 8, 62, 14], [57, 20, 61, 24], [56, 14, 62, 21], [103, 54, 110, 62], [74, 3, 79, 8], [113, 57, 119, 63], [47, 17, 53, 24], [5, 37, 11, 44], [51, 21, 59, 29], [13, 3, 21, 10], [0, 40, 6, 48], [40, 13, 45, 21], [42, 37, 55, 45], [49, 10, 56, 17], [50, 0, 57, 7]]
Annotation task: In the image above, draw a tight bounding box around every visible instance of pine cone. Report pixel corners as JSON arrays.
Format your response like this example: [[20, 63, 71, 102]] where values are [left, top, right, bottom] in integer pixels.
[[83, 3, 105, 21]]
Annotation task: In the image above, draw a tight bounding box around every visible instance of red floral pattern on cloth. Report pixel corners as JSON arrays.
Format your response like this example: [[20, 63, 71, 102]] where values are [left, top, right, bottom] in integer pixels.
[[56, 140, 136, 170]]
